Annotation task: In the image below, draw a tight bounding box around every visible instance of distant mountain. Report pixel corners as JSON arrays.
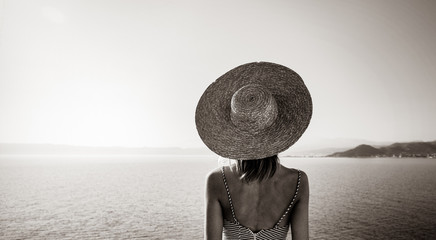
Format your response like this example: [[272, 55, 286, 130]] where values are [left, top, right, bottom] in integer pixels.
[[282, 138, 393, 157], [328, 141, 436, 158], [0, 143, 214, 156]]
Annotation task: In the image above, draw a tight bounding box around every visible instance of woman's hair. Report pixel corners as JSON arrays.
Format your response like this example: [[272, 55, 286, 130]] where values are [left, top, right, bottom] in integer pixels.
[[236, 155, 279, 183]]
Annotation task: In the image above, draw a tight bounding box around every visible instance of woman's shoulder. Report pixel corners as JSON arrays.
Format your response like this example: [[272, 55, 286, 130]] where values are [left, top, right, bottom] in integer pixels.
[[279, 166, 309, 201], [279, 165, 309, 187], [205, 165, 235, 181], [205, 167, 223, 183], [279, 165, 307, 176], [205, 167, 226, 197]]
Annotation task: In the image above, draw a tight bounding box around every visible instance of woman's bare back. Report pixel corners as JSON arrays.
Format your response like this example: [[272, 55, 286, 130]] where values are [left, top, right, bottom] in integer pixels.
[[214, 164, 302, 232]]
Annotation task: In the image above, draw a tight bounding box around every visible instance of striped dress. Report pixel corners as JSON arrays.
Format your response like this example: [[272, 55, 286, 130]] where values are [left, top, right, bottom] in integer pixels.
[[221, 167, 301, 240]]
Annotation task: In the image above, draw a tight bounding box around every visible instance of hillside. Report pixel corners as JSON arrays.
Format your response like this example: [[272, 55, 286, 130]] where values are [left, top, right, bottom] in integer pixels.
[[328, 141, 436, 158]]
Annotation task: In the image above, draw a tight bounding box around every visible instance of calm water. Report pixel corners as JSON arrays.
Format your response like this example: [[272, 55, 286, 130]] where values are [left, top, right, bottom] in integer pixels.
[[1, 155, 435, 239]]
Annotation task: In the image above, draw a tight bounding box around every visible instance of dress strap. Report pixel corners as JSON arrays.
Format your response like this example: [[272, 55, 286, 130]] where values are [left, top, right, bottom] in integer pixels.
[[221, 166, 239, 224], [275, 169, 301, 228]]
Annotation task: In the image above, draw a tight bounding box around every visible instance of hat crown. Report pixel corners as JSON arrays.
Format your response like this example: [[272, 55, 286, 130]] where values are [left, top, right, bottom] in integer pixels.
[[230, 84, 278, 133]]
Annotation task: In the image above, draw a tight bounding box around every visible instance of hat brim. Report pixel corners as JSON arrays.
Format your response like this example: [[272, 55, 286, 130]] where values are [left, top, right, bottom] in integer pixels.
[[195, 62, 312, 160]]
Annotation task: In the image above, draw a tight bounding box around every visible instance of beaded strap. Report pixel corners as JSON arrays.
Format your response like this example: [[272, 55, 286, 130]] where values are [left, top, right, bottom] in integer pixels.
[[221, 166, 239, 225], [275, 169, 301, 228]]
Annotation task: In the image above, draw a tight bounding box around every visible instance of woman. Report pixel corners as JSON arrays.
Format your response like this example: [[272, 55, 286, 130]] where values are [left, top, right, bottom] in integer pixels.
[[196, 62, 312, 240]]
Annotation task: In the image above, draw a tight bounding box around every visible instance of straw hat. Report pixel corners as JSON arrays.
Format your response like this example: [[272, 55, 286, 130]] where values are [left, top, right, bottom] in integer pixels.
[[195, 62, 312, 160]]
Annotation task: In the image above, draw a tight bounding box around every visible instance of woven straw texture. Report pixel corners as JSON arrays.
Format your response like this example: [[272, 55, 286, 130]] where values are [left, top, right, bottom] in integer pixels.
[[195, 62, 312, 160]]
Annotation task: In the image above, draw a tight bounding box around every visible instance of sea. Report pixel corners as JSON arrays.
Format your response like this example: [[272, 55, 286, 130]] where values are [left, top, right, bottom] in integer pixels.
[[0, 155, 435, 240]]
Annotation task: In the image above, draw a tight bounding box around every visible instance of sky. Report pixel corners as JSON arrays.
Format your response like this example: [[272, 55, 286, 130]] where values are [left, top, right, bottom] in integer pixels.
[[0, 0, 435, 148]]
